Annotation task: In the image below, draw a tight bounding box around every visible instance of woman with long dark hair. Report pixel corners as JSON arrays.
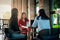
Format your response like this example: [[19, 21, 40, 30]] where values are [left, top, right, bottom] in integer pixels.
[[32, 9, 59, 40], [37, 9, 49, 20], [18, 12, 30, 35], [32, 9, 50, 32], [32, 9, 51, 40], [9, 8, 26, 40], [9, 8, 19, 31]]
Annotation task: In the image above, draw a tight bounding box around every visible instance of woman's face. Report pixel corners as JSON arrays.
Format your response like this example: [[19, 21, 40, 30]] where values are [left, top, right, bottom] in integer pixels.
[[22, 14, 27, 19]]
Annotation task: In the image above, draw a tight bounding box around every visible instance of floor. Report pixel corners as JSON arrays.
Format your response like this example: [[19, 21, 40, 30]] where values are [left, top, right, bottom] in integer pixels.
[[0, 30, 5, 40]]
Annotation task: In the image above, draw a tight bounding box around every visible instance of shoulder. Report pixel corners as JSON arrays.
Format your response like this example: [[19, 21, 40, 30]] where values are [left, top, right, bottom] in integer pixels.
[[18, 19, 23, 22], [35, 16, 41, 20], [35, 16, 38, 19], [19, 19, 22, 21]]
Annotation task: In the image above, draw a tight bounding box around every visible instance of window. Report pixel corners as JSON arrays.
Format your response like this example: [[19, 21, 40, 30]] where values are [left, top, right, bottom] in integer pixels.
[[0, 0, 11, 19], [0, 0, 11, 30], [51, 0, 60, 28]]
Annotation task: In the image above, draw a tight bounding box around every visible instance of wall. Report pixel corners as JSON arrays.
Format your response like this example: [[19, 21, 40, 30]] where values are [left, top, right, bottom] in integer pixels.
[[39, 0, 50, 17], [11, 0, 35, 20], [28, 0, 35, 20], [11, 0, 28, 19], [0, 0, 50, 20], [44, 0, 50, 17], [11, 0, 22, 19]]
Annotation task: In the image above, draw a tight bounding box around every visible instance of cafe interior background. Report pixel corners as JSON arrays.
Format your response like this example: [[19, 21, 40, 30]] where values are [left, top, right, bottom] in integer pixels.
[[0, 0, 60, 40]]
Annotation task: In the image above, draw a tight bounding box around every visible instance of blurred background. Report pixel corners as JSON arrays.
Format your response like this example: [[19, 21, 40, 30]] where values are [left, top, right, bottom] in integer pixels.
[[0, 0, 60, 40]]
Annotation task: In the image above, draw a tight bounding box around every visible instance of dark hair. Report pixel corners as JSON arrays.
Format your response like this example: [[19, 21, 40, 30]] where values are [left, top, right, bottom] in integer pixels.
[[21, 12, 28, 22], [9, 8, 19, 31], [37, 9, 49, 20]]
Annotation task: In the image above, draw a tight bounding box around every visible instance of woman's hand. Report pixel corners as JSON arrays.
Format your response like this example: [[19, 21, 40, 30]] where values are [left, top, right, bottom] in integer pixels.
[[20, 24, 28, 28], [22, 26, 28, 28]]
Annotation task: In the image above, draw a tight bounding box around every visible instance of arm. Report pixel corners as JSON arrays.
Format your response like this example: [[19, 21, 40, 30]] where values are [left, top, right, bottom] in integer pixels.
[[32, 17, 38, 28], [18, 20, 23, 32], [20, 24, 28, 28]]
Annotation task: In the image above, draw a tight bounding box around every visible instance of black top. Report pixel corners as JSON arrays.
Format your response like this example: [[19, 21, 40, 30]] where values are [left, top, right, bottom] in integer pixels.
[[9, 19, 20, 32]]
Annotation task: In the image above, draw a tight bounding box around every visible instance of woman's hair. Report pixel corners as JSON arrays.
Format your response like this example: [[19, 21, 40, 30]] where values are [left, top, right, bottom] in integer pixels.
[[37, 9, 49, 20], [11, 8, 18, 20], [21, 12, 28, 22], [9, 8, 19, 31]]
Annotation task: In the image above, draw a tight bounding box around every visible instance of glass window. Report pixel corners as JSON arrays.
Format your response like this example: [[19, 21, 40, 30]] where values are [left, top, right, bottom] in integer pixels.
[[0, 0, 11, 30], [51, 0, 60, 28], [0, 0, 11, 19]]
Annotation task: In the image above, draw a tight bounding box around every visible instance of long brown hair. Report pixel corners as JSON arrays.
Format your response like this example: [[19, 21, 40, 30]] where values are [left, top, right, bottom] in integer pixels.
[[9, 8, 19, 31], [21, 12, 28, 22]]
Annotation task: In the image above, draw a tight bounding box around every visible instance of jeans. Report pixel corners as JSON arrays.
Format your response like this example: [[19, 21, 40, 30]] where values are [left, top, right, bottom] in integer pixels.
[[37, 29, 58, 40], [5, 28, 27, 40], [11, 33, 26, 39]]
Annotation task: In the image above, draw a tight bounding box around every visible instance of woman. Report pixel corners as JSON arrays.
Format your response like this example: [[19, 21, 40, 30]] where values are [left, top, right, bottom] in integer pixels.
[[18, 12, 30, 35], [9, 8, 26, 40], [32, 9, 51, 40], [32, 9, 59, 40], [32, 9, 50, 31]]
